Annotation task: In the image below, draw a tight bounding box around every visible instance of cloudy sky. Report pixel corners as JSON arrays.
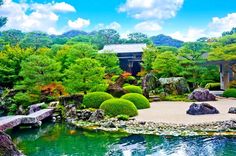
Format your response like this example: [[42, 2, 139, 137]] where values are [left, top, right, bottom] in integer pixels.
[[1, 0, 236, 41]]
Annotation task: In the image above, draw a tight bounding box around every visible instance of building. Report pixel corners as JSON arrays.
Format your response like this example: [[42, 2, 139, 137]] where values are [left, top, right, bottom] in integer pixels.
[[100, 43, 147, 75], [208, 60, 236, 90]]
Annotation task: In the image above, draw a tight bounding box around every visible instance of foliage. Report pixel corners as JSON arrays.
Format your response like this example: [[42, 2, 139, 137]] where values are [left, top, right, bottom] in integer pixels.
[[141, 45, 159, 72], [95, 51, 122, 75], [229, 80, 236, 88], [127, 32, 151, 44], [223, 89, 236, 98], [160, 94, 192, 102], [14, 92, 34, 107], [64, 58, 106, 94], [111, 75, 119, 82], [116, 114, 129, 121], [41, 83, 66, 102], [152, 51, 182, 77], [121, 93, 150, 109], [205, 83, 221, 90], [100, 98, 138, 117], [0, 45, 34, 88], [1, 29, 25, 46], [222, 27, 236, 36], [83, 92, 113, 108], [123, 85, 143, 94]]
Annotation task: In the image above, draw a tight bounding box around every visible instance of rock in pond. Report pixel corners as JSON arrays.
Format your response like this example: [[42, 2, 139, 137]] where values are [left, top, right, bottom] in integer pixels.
[[0, 131, 23, 156], [228, 107, 236, 114], [186, 103, 219, 115], [189, 88, 216, 101]]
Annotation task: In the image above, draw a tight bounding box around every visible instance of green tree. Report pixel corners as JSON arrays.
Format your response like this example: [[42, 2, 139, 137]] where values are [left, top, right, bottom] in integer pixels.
[[127, 32, 151, 43], [0, 45, 33, 88], [152, 51, 182, 77], [95, 51, 122, 75], [20, 31, 52, 50], [0, 0, 7, 28], [1, 29, 24, 46], [141, 45, 159, 72], [64, 58, 106, 94]]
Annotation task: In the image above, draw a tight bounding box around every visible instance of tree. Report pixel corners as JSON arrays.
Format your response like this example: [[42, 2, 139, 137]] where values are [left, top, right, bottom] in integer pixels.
[[127, 32, 150, 43], [152, 51, 182, 77], [0, 45, 33, 88], [1, 29, 25, 46], [15, 54, 62, 106], [0, 0, 7, 28], [141, 45, 159, 72], [96, 29, 120, 46], [95, 51, 122, 75], [20, 31, 52, 50], [64, 58, 106, 94]]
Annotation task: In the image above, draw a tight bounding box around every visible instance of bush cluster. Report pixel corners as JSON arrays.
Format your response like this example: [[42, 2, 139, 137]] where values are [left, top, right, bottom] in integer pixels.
[[83, 92, 113, 108], [223, 89, 236, 98], [121, 93, 150, 109], [100, 99, 138, 117], [205, 83, 221, 90], [123, 85, 143, 94]]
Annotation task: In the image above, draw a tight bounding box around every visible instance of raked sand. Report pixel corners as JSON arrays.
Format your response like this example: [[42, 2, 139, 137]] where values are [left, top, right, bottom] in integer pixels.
[[135, 98, 236, 125]]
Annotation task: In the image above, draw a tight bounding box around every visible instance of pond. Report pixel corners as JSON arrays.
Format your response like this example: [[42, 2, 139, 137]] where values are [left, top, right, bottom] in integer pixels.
[[8, 123, 236, 156]]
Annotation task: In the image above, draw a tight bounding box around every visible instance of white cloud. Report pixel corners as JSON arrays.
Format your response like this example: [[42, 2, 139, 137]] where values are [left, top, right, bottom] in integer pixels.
[[119, 0, 184, 20], [0, 0, 81, 34], [95, 21, 121, 30], [170, 13, 236, 42], [68, 18, 90, 29], [134, 21, 162, 32]]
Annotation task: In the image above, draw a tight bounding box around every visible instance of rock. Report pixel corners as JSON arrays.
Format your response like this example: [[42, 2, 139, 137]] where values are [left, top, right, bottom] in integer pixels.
[[0, 131, 23, 156], [16, 105, 26, 115], [189, 88, 216, 101], [88, 110, 104, 122], [159, 77, 190, 95], [59, 94, 83, 106], [186, 103, 219, 115], [142, 73, 159, 98], [28, 103, 45, 114], [77, 110, 93, 121], [104, 121, 116, 128], [65, 104, 77, 118], [49, 101, 59, 107], [107, 75, 127, 97], [228, 107, 236, 114]]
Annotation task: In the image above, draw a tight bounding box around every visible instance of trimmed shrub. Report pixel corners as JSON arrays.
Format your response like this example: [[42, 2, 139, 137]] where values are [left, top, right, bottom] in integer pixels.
[[100, 99, 138, 117], [123, 85, 143, 94], [117, 114, 129, 121], [121, 93, 150, 109], [123, 83, 131, 87], [205, 83, 221, 90], [83, 92, 113, 108], [223, 89, 236, 98]]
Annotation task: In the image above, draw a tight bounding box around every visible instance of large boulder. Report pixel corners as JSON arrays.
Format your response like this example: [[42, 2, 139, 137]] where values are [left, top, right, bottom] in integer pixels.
[[0, 131, 23, 156], [189, 88, 216, 101], [228, 107, 236, 114], [142, 73, 159, 98], [159, 77, 190, 95], [186, 103, 219, 115], [88, 110, 104, 122]]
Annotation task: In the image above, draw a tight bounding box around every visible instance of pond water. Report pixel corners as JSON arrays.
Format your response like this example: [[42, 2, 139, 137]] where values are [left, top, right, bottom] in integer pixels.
[[8, 123, 236, 156]]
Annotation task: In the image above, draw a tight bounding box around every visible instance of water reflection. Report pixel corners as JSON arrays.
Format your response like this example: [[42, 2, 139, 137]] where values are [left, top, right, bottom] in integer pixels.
[[9, 123, 236, 156]]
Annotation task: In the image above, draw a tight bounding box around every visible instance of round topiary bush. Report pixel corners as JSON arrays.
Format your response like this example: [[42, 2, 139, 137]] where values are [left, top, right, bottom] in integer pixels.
[[223, 89, 236, 98], [83, 92, 113, 108], [123, 85, 143, 94], [121, 93, 150, 109], [99, 99, 138, 117]]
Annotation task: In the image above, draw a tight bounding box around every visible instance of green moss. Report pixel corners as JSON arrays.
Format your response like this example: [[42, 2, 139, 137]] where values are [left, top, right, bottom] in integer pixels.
[[205, 83, 220, 90], [223, 89, 236, 98], [83, 92, 113, 108], [121, 93, 150, 109], [123, 85, 143, 94], [116, 114, 129, 121], [161, 94, 192, 102], [100, 99, 138, 117]]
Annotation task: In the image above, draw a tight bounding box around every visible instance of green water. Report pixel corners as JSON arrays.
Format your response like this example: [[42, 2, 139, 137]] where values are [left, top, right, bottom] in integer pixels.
[[9, 123, 236, 156]]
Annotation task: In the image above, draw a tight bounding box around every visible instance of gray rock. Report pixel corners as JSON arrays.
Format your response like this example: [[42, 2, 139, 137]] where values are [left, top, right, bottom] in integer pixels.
[[28, 103, 45, 114], [77, 110, 93, 121], [88, 110, 104, 122], [159, 77, 190, 95], [189, 88, 216, 101], [0, 131, 23, 156], [104, 121, 116, 128], [228, 107, 236, 114], [187, 103, 219, 115]]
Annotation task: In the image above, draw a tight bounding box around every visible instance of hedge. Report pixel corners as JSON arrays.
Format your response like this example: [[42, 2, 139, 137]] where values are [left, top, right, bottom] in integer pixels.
[[223, 89, 236, 98], [205, 83, 221, 90], [83, 92, 113, 108], [121, 93, 150, 109], [123, 85, 143, 94], [100, 99, 138, 117]]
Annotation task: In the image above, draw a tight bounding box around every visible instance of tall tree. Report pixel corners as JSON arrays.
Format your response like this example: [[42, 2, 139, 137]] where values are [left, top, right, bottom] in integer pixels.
[[141, 45, 159, 72], [0, 0, 7, 28], [1, 29, 24, 46], [127, 32, 150, 43], [64, 58, 106, 94]]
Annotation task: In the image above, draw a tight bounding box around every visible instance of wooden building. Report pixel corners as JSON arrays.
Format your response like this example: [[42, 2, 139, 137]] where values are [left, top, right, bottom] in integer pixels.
[[100, 44, 147, 75]]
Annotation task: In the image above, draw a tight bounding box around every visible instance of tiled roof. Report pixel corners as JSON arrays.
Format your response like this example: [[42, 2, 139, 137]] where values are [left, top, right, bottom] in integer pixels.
[[99, 43, 147, 53]]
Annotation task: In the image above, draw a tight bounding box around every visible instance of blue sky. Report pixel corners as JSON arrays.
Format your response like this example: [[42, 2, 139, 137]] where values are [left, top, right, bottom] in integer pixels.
[[1, 0, 236, 41]]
